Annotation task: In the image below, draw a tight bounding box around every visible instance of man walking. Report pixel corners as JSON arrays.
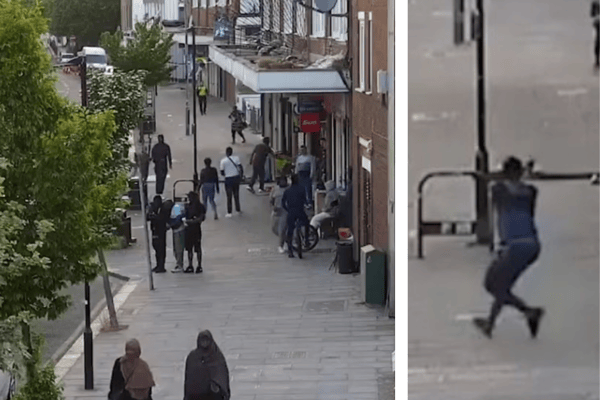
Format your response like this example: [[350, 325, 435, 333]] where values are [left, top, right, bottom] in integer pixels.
[[151, 134, 172, 195], [220, 147, 243, 218], [592, 0, 600, 69], [228, 106, 246, 144], [197, 81, 208, 115], [473, 156, 544, 339], [199, 157, 220, 220], [295, 146, 316, 208], [282, 174, 310, 259], [247, 137, 274, 194], [184, 191, 206, 274]]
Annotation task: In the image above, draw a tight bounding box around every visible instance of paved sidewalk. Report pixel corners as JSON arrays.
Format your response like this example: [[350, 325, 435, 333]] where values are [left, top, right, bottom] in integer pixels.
[[56, 85, 395, 400]]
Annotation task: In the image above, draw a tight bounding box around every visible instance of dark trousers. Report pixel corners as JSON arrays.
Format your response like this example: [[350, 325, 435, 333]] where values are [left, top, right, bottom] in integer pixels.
[[198, 95, 207, 114], [231, 129, 245, 143], [225, 176, 241, 213], [286, 211, 309, 253], [249, 165, 265, 190], [152, 231, 167, 269], [298, 171, 312, 206], [155, 167, 167, 195], [484, 238, 540, 325]]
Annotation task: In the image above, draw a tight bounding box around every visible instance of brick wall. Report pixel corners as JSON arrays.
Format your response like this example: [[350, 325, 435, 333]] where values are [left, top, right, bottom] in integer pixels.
[[351, 0, 388, 252], [225, 72, 236, 106]]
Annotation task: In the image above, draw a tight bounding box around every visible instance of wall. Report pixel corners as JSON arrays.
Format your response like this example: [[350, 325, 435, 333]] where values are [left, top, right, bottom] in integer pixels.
[[351, 0, 388, 251]]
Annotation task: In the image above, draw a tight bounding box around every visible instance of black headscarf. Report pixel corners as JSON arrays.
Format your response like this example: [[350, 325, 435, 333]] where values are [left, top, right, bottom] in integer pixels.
[[184, 330, 230, 400]]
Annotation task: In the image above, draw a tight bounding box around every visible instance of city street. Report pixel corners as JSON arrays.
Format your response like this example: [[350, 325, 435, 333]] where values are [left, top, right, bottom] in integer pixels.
[[408, 0, 599, 398], [51, 71, 395, 399]]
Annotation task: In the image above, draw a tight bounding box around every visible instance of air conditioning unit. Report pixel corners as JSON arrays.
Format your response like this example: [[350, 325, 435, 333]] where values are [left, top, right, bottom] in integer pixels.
[[376, 70, 388, 94], [360, 245, 386, 305]]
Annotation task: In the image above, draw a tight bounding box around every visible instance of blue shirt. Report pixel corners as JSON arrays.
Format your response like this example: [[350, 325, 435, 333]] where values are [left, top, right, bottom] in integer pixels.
[[282, 184, 306, 214], [492, 181, 538, 242]]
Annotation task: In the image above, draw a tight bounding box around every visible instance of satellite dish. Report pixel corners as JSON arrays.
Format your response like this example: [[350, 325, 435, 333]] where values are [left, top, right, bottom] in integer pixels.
[[314, 0, 338, 13]]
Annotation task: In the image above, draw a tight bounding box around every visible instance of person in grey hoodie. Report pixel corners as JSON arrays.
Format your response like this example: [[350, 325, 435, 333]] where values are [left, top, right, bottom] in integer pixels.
[[270, 176, 289, 253], [310, 180, 340, 231]]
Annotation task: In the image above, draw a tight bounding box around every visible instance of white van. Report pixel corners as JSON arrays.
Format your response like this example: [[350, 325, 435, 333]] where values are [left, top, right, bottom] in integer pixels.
[[80, 46, 108, 71]]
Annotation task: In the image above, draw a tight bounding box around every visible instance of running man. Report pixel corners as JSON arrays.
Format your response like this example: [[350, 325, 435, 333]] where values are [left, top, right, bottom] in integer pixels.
[[473, 156, 544, 339]]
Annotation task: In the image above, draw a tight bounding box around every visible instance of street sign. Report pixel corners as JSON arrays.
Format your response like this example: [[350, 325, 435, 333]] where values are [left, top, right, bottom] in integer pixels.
[[298, 101, 323, 113], [300, 113, 321, 133]]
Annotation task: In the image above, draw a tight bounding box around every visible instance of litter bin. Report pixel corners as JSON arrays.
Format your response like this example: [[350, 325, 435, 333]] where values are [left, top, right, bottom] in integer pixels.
[[336, 241, 355, 274]]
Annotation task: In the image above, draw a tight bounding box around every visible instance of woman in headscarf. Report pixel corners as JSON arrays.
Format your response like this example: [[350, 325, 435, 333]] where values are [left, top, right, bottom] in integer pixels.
[[108, 339, 155, 400], [184, 330, 230, 400]]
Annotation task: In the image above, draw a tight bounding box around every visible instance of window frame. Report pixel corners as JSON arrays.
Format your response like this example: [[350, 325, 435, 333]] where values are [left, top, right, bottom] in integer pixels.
[[356, 11, 366, 92]]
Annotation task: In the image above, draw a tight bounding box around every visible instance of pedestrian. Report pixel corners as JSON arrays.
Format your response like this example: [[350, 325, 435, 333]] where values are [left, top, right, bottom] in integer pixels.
[[473, 156, 544, 339], [282, 174, 310, 258], [183, 330, 230, 400], [219, 147, 243, 218], [184, 191, 206, 273], [247, 137, 274, 194], [295, 146, 316, 208], [270, 176, 289, 253], [200, 157, 220, 220], [108, 338, 155, 400], [151, 134, 172, 195], [168, 200, 186, 273], [592, 0, 600, 69], [148, 195, 168, 273], [228, 106, 246, 144], [310, 180, 340, 231], [197, 82, 208, 115]]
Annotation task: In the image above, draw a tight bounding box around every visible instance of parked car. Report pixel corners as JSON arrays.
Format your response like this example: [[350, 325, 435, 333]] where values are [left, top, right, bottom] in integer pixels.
[[59, 52, 75, 64], [0, 370, 15, 399]]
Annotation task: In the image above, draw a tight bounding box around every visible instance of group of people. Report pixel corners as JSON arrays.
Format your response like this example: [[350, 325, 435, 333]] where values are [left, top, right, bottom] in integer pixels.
[[108, 331, 230, 400]]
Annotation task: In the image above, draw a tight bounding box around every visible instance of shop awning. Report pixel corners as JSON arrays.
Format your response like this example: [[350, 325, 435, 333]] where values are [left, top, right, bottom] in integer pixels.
[[209, 45, 350, 94]]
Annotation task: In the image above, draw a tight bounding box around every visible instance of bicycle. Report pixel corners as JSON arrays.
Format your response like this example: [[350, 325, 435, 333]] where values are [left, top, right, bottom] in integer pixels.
[[291, 222, 319, 258]]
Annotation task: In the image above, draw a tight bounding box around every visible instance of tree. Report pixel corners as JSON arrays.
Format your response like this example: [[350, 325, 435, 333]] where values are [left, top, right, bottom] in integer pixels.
[[88, 69, 147, 176], [101, 21, 175, 87], [0, 0, 125, 326], [46, 0, 120, 49]]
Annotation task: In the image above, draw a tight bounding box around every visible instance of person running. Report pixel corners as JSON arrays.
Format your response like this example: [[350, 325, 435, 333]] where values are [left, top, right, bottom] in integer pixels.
[[592, 0, 600, 69], [183, 330, 230, 400], [282, 174, 310, 258], [199, 157, 220, 220], [219, 147, 243, 217], [295, 146, 316, 208], [197, 81, 208, 115], [151, 134, 172, 195], [228, 106, 246, 144], [473, 156, 544, 339], [148, 196, 168, 273], [270, 176, 289, 254], [168, 200, 186, 273], [184, 191, 206, 274], [247, 137, 274, 194]]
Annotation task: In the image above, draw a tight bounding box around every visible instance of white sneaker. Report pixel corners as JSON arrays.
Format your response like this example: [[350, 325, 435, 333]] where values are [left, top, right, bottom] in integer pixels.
[[278, 246, 285, 254], [257, 189, 265, 194], [171, 266, 183, 273], [225, 213, 232, 218]]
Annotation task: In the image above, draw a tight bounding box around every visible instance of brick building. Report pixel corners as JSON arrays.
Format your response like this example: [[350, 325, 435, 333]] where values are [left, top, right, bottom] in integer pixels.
[[351, 0, 389, 252]]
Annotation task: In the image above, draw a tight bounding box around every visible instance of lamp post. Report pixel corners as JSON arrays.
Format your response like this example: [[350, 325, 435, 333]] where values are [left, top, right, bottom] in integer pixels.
[[191, 21, 199, 190], [473, 0, 490, 244]]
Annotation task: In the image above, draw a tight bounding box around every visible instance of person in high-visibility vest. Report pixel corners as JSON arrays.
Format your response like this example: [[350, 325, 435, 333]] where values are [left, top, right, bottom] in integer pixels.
[[197, 82, 208, 115]]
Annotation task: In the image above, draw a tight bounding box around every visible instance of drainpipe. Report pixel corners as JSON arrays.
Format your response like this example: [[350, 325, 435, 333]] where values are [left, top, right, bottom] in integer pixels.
[[387, 0, 395, 318]]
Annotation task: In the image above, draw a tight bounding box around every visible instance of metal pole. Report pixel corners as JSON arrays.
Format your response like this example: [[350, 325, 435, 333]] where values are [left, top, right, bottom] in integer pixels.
[[192, 23, 199, 190], [139, 161, 155, 291], [474, 0, 490, 243], [79, 57, 94, 391], [185, 0, 190, 136], [454, 0, 464, 45]]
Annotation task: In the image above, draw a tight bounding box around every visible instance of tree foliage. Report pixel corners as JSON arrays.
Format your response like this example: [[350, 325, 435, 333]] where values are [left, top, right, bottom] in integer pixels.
[[0, 0, 126, 323], [101, 22, 175, 87], [88, 69, 147, 176], [45, 0, 120, 49]]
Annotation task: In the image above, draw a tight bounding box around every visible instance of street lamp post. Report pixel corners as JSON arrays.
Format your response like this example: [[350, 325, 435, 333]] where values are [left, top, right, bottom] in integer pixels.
[[191, 22, 199, 190], [474, 0, 490, 244], [78, 57, 94, 391]]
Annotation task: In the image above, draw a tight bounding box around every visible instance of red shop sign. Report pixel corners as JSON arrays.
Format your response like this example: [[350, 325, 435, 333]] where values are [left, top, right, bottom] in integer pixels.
[[300, 113, 321, 133]]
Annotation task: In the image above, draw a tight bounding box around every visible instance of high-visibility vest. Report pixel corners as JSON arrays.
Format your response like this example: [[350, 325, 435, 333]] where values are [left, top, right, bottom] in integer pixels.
[[198, 86, 208, 96]]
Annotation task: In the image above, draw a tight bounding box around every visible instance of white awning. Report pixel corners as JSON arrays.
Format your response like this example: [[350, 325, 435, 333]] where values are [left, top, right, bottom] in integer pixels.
[[209, 45, 349, 94], [172, 33, 214, 45]]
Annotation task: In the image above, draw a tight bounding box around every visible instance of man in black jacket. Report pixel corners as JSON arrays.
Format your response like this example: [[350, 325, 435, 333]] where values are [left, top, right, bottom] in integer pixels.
[[151, 134, 172, 195], [282, 174, 310, 258]]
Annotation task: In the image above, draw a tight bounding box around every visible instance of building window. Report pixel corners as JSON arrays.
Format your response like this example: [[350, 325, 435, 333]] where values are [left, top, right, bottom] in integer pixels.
[[312, 1, 325, 37], [356, 11, 372, 93], [331, 0, 347, 41], [201, 0, 207, 8]]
